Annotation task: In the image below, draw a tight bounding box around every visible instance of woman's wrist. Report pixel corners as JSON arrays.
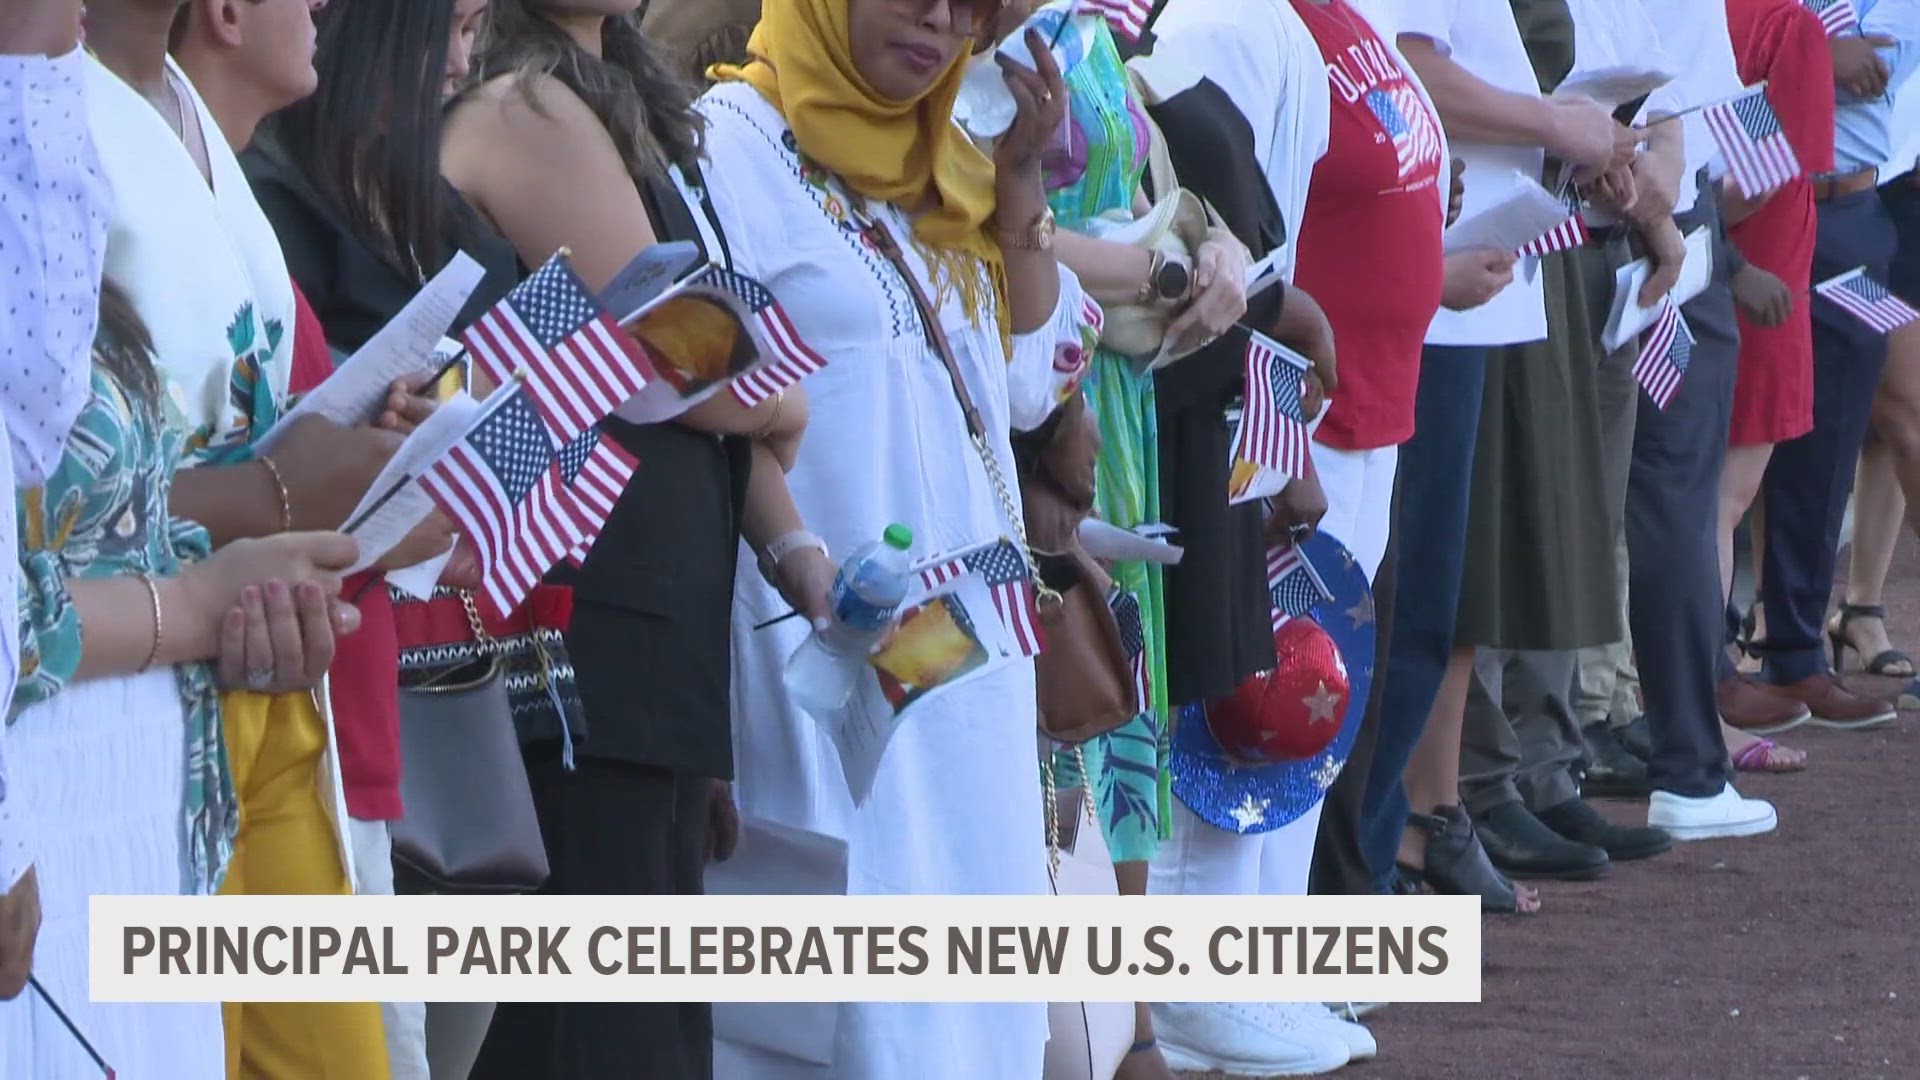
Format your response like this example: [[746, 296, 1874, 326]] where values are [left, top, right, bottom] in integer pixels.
[[154, 571, 219, 667]]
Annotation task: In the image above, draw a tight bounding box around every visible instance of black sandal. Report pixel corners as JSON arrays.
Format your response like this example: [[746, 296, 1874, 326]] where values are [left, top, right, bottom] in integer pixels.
[[1828, 604, 1916, 678], [1400, 806, 1532, 915]]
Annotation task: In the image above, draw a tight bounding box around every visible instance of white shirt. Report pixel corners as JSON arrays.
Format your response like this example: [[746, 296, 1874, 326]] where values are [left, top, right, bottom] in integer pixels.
[[0, 47, 104, 891], [1626, 0, 1743, 216], [1139, 0, 1331, 280], [1364, 0, 1550, 347], [1894, 53, 1920, 179]]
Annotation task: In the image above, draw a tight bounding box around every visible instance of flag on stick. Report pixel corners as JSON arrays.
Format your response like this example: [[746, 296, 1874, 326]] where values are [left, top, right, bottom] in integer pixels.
[[1267, 543, 1332, 633], [557, 428, 639, 566], [1518, 180, 1589, 257], [686, 266, 830, 408], [1701, 84, 1801, 199], [1110, 586, 1151, 714], [1803, 0, 1860, 36], [1087, 0, 1156, 41], [1230, 330, 1313, 488], [1633, 300, 1695, 410], [1815, 268, 1920, 334], [919, 538, 1044, 658]]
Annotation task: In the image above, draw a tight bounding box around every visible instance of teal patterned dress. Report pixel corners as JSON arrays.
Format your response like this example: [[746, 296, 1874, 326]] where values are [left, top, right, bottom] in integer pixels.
[[12, 361, 234, 896], [1042, 20, 1170, 861]]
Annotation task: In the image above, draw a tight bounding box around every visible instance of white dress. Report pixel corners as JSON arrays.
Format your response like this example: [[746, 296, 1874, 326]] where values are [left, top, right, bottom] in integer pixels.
[[697, 83, 1097, 1080]]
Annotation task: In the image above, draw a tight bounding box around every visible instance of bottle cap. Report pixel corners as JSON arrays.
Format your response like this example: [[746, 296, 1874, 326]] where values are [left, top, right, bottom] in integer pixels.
[[882, 524, 914, 551]]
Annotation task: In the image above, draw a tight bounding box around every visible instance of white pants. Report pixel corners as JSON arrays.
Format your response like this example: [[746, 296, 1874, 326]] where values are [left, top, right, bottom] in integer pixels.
[[1308, 442, 1398, 584], [1148, 800, 1326, 899], [349, 818, 431, 1080]]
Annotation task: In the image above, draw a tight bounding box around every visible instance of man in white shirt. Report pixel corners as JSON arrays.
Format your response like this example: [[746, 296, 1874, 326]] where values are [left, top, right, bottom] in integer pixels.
[[0, 0, 103, 1000]]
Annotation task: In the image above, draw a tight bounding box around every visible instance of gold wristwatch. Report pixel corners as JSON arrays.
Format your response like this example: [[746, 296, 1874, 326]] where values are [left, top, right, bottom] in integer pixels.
[[999, 207, 1057, 252]]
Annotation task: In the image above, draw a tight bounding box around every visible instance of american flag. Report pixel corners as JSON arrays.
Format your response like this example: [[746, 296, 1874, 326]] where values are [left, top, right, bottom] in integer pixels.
[[1702, 85, 1802, 199], [464, 254, 656, 447], [919, 539, 1044, 657], [419, 390, 587, 620], [1086, 0, 1156, 42], [1231, 331, 1312, 483], [1267, 543, 1332, 634], [1110, 586, 1151, 715], [1632, 300, 1695, 410], [1815, 268, 1920, 334], [691, 266, 830, 408], [1366, 84, 1443, 183], [1518, 181, 1589, 258], [555, 428, 639, 566], [1803, 0, 1860, 36]]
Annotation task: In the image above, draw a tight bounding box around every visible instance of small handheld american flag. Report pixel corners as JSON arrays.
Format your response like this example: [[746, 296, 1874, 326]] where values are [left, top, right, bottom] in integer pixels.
[[682, 266, 829, 409], [1230, 330, 1313, 488], [1110, 586, 1151, 715], [1814, 268, 1920, 334], [1701, 84, 1801, 199], [1632, 300, 1695, 410], [1517, 180, 1589, 258], [1267, 543, 1333, 634], [556, 428, 639, 566], [919, 539, 1044, 658], [1086, 0, 1156, 42], [1803, 0, 1860, 37], [464, 253, 656, 447]]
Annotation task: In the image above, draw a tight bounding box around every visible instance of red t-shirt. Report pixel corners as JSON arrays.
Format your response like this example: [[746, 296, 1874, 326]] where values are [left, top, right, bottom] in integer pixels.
[[287, 284, 403, 821], [1291, 0, 1446, 451]]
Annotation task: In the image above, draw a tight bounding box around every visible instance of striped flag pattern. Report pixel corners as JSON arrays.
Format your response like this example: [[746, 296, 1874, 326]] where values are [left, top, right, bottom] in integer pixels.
[[1702, 85, 1802, 199], [1267, 543, 1333, 634], [691, 266, 830, 408], [1366, 84, 1444, 183], [1815, 268, 1920, 334], [1110, 586, 1151, 715], [1518, 181, 1589, 257], [919, 539, 1044, 658], [464, 254, 656, 447], [1231, 330, 1313, 483], [1803, 0, 1860, 36], [1087, 0, 1156, 41], [556, 429, 639, 566], [1632, 300, 1695, 410]]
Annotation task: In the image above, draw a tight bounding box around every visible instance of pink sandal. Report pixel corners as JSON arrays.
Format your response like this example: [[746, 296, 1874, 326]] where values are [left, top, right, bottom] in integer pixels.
[[1733, 739, 1807, 773]]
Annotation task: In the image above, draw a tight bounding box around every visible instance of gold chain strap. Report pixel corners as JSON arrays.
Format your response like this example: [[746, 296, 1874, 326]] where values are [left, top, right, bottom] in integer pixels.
[[971, 431, 1064, 615], [1041, 744, 1102, 875], [459, 589, 497, 658]]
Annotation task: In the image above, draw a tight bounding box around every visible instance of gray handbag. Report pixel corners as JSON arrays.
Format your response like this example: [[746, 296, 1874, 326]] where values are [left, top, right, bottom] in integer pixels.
[[391, 593, 551, 895]]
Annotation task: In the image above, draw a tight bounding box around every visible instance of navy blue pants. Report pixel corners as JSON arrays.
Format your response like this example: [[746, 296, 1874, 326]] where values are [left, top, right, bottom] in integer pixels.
[[1358, 346, 1486, 891], [1631, 181, 1742, 798], [1752, 190, 1898, 684]]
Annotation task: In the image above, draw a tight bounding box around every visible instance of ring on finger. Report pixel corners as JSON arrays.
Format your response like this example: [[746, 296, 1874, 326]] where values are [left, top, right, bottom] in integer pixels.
[[245, 668, 274, 691]]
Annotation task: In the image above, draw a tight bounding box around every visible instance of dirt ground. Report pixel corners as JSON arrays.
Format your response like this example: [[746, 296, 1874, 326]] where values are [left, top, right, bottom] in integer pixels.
[[1181, 530, 1920, 1080]]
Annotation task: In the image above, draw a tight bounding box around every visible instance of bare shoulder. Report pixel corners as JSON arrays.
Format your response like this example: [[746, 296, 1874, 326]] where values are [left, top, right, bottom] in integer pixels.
[[443, 72, 624, 194]]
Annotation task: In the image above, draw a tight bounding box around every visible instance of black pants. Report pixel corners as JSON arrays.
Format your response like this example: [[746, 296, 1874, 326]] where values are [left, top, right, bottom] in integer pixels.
[[471, 753, 715, 1080]]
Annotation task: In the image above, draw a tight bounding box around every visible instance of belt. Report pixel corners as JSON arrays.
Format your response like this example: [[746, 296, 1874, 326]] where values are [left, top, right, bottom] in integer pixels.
[[1812, 168, 1879, 202]]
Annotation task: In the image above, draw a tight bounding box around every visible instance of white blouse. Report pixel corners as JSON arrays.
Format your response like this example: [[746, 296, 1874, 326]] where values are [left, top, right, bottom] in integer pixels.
[[0, 47, 103, 891]]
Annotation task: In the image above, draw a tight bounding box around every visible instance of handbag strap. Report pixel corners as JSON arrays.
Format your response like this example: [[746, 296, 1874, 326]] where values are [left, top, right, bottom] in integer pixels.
[[860, 215, 1061, 613]]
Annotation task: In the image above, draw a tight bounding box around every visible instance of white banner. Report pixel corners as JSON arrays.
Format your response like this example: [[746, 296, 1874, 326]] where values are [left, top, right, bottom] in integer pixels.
[[89, 894, 1479, 1004]]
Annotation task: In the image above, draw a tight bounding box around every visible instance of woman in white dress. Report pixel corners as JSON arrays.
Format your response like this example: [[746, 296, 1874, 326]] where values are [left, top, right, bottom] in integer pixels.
[[0, 281, 362, 1078], [699, 1, 1097, 1077]]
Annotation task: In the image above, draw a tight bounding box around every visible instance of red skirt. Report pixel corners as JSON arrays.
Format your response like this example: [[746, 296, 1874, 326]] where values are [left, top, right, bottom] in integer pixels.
[[1727, 183, 1816, 447]]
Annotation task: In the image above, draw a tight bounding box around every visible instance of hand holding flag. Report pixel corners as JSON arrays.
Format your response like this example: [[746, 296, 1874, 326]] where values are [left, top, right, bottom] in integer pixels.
[[1814, 268, 1920, 334]]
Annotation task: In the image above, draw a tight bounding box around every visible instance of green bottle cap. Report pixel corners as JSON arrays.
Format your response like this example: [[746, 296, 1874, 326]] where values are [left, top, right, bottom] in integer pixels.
[[882, 524, 914, 551]]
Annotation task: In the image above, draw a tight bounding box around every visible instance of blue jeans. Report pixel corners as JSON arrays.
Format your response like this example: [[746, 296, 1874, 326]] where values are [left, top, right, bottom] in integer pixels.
[[1358, 345, 1487, 892]]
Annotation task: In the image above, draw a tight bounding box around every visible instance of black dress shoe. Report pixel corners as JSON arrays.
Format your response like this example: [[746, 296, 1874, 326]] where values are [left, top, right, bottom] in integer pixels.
[[1400, 805, 1528, 914], [1535, 797, 1673, 862], [1616, 715, 1654, 762], [1473, 800, 1611, 881], [1579, 724, 1654, 800]]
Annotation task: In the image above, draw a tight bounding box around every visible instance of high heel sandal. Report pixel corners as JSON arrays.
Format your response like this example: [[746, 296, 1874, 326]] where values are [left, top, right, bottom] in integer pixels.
[[1398, 806, 1530, 915], [1827, 604, 1916, 678]]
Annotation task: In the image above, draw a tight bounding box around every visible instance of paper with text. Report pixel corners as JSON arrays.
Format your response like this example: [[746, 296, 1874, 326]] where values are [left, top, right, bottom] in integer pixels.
[[340, 391, 483, 575], [1443, 175, 1571, 256]]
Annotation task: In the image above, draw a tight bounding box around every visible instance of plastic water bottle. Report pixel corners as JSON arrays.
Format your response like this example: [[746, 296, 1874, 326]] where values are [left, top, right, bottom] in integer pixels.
[[785, 524, 916, 720]]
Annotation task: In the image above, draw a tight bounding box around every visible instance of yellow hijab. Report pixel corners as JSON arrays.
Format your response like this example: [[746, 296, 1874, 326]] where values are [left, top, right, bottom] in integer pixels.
[[711, 0, 1011, 352]]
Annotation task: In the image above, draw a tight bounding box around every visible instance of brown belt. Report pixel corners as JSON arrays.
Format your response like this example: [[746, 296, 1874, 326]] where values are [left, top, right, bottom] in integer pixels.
[[1812, 168, 1879, 202]]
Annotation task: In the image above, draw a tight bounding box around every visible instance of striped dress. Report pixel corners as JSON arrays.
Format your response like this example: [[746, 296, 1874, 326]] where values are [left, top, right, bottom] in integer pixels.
[[1041, 20, 1170, 860]]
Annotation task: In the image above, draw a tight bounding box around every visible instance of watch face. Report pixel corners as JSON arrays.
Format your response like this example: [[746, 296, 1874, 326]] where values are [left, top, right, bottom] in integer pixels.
[[1159, 261, 1191, 300]]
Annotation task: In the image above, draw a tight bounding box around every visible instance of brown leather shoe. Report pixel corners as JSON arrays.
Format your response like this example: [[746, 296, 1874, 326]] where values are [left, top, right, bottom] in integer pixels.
[[1717, 675, 1812, 735], [1769, 674, 1898, 730]]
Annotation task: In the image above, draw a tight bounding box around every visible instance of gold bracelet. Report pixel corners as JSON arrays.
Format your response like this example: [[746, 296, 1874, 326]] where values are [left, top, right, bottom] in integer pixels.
[[751, 389, 787, 440], [257, 455, 293, 533], [137, 573, 164, 674]]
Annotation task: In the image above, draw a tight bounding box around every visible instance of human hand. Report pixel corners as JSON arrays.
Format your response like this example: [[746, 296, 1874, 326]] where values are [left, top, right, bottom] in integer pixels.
[[376, 372, 441, 435], [266, 415, 404, 532], [0, 0, 84, 55], [1585, 166, 1639, 216], [1548, 96, 1637, 172], [177, 532, 360, 657], [1166, 231, 1252, 352], [215, 580, 359, 692], [1442, 249, 1518, 312], [707, 781, 740, 863], [1447, 158, 1467, 227], [772, 545, 838, 632], [0, 867, 38, 1001], [1274, 286, 1338, 409], [1731, 263, 1793, 328], [438, 537, 482, 590], [1833, 34, 1897, 99], [992, 29, 1069, 179], [1266, 474, 1328, 544], [1637, 217, 1688, 307], [375, 511, 457, 572]]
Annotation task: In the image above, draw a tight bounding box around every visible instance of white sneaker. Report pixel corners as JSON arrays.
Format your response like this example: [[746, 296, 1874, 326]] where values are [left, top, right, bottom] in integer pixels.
[[1326, 1000, 1384, 1021], [1152, 1001, 1351, 1076], [1270, 1001, 1377, 1061], [1648, 783, 1777, 841]]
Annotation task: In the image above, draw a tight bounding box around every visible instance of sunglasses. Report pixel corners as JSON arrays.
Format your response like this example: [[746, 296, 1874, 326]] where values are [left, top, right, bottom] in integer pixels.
[[888, 0, 1008, 36]]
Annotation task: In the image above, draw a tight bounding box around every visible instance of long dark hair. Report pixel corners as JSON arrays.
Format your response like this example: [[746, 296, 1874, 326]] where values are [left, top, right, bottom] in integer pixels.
[[95, 280, 159, 406], [268, 0, 456, 279], [471, 0, 703, 181]]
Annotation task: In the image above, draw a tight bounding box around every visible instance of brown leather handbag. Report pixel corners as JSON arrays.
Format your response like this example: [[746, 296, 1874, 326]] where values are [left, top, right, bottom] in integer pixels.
[[864, 216, 1139, 747]]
